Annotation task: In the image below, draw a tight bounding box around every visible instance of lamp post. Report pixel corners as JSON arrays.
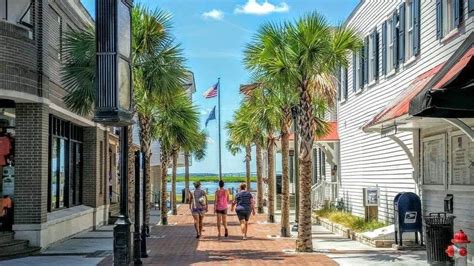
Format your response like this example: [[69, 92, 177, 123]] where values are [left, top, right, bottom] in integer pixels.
[[291, 106, 299, 232], [95, 0, 134, 264]]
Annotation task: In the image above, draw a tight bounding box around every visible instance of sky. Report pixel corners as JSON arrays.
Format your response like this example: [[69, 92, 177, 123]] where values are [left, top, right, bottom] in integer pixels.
[[82, 0, 359, 174]]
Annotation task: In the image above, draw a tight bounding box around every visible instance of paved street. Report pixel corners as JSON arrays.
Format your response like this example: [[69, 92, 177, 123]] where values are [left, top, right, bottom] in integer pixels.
[[99, 204, 336, 265]]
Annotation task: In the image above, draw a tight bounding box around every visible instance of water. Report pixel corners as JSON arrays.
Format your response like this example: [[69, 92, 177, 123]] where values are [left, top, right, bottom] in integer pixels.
[[166, 181, 256, 194]]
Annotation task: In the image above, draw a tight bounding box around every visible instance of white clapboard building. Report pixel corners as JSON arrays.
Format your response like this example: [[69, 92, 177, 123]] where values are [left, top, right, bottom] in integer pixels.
[[336, 0, 474, 227]]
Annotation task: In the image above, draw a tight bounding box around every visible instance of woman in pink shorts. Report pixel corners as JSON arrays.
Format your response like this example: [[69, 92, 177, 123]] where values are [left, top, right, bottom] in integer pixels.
[[214, 180, 229, 238]]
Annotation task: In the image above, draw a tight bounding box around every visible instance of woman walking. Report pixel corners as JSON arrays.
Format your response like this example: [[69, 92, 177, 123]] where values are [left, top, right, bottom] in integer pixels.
[[189, 181, 208, 239], [232, 183, 255, 240], [214, 180, 229, 238]]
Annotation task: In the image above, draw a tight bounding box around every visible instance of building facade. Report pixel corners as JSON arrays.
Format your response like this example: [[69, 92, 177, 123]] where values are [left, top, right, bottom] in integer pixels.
[[0, 0, 118, 248], [339, 0, 473, 232]]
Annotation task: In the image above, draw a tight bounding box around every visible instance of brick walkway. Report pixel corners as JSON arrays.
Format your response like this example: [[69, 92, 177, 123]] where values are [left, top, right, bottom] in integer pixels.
[[101, 204, 336, 265]]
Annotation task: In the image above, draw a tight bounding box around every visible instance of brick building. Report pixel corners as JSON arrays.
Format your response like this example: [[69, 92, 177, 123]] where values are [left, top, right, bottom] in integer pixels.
[[0, 0, 118, 248]]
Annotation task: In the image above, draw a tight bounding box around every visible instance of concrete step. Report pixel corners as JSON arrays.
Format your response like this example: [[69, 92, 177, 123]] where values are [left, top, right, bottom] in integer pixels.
[[0, 246, 41, 259], [0, 240, 30, 256], [0, 232, 14, 244]]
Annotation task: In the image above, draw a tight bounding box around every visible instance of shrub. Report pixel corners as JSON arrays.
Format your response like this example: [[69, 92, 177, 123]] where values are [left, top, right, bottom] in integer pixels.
[[315, 207, 386, 233]]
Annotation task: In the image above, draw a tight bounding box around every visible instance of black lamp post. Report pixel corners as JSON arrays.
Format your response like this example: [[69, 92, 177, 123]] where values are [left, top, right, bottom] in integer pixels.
[[291, 106, 299, 232], [95, 0, 134, 265]]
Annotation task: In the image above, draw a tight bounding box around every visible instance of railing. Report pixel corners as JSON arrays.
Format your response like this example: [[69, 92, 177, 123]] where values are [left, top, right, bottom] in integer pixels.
[[311, 179, 338, 210]]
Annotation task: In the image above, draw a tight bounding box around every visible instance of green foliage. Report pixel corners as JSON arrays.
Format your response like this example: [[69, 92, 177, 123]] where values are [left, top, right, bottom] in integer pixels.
[[315, 207, 386, 233]]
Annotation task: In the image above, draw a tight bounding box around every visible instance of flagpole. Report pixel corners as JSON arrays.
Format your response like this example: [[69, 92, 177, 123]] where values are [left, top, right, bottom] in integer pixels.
[[218, 77, 222, 180]]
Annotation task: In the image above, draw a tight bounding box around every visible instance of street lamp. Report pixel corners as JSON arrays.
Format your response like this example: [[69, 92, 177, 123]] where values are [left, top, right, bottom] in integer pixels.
[[95, 0, 134, 265], [291, 106, 299, 232]]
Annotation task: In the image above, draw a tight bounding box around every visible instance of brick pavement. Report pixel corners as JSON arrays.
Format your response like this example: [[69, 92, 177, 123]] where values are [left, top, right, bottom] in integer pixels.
[[100, 204, 336, 265]]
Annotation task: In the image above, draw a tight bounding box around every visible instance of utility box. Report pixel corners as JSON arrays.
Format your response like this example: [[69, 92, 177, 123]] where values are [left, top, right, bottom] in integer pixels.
[[393, 192, 423, 246]]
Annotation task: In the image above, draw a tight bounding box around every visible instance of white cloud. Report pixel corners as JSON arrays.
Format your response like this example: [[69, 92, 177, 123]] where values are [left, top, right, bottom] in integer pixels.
[[234, 0, 289, 15], [202, 9, 224, 20]]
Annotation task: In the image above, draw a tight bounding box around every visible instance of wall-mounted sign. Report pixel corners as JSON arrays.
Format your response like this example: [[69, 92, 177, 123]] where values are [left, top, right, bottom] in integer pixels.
[[451, 134, 474, 185], [422, 135, 446, 185]]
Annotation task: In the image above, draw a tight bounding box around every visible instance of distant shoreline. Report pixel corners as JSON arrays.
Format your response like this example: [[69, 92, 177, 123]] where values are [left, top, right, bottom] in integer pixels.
[[167, 176, 257, 183]]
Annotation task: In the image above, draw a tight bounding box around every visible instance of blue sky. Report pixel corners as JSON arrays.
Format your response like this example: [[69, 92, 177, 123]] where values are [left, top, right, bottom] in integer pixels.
[[82, 0, 359, 174]]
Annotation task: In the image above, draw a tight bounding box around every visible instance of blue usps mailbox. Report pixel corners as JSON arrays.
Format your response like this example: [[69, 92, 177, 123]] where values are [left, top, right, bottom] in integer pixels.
[[394, 192, 423, 246]]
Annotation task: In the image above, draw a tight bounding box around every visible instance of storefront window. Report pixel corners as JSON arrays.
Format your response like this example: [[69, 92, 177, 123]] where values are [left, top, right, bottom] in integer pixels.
[[48, 116, 83, 211]]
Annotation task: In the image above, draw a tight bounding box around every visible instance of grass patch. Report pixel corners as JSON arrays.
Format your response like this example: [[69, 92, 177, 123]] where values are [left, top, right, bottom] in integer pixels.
[[167, 176, 257, 183], [315, 207, 386, 233]]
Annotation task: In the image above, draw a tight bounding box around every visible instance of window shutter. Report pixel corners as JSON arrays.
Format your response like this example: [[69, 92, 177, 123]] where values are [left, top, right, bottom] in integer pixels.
[[337, 67, 341, 101], [352, 53, 356, 92], [392, 11, 399, 69], [359, 47, 364, 89], [344, 67, 348, 100], [398, 3, 405, 63], [436, 0, 443, 39], [374, 31, 379, 80], [363, 36, 369, 85], [382, 21, 387, 75], [454, 0, 463, 27], [413, 0, 421, 56]]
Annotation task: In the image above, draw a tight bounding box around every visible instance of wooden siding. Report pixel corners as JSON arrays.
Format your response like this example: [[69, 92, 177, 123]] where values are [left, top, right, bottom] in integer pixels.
[[339, 0, 474, 222]]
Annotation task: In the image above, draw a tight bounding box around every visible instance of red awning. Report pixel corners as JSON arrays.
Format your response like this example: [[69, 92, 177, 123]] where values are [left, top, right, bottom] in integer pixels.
[[289, 121, 339, 142], [433, 47, 474, 91], [363, 63, 444, 130]]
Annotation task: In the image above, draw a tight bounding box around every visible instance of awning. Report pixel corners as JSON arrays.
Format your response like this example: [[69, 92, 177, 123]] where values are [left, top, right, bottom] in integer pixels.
[[409, 35, 474, 118], [362, 63, 443, 131], [289, 121, 339, 142]]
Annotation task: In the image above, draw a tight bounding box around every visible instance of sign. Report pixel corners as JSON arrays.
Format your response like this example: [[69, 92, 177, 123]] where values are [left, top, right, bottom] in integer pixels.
[[2, 176, 14, 196], [364, 187, 379, 206], [422, 135, 446, 185], [404, 211, 417, 224], [451, 134, 474, 185]]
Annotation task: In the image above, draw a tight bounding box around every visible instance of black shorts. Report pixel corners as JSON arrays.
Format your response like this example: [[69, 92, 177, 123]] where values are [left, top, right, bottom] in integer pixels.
[[236, 210, 251, 221], [216, 209, 227, 215]]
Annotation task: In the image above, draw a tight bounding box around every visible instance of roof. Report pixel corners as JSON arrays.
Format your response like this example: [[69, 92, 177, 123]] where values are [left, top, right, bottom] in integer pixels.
[[363, 63, 444, 130], [290, 121, 339, 142]]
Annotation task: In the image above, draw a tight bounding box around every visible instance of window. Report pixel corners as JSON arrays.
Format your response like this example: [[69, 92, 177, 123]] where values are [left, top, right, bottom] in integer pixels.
[[406, 0, 414, 59], [353, 52, 361, 91], [49, 116, 84, 211], [49, 8, 62, 61], [437, 0, 464, 39], [368, 29, 379, 83], [337, 66, 348, 101]]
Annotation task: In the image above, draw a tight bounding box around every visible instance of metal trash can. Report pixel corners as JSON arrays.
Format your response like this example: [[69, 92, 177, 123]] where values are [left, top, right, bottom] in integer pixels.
[[182, 189, 186, 203], [424, 212, 455, 265]]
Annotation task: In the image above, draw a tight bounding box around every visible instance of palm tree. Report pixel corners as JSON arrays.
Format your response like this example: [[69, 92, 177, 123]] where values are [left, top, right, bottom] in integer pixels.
[[244, 13, 361, 251], [183, 131, 207, 203], [152, 89, 201, 224], [62, 6, 188, 226], [243, 89, 281, 223]]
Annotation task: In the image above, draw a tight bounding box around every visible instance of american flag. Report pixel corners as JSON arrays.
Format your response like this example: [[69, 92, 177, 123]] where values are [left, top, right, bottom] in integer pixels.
[[203, 82, 219, 98]]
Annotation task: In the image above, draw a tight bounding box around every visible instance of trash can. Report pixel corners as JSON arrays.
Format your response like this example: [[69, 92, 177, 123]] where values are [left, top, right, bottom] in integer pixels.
[[182, 189, 186, 203], [424, 212, 455, 264]]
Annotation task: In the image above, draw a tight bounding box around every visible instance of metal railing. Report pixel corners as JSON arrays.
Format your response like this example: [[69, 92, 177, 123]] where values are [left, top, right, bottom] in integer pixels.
[[311, 179, 338, 210]]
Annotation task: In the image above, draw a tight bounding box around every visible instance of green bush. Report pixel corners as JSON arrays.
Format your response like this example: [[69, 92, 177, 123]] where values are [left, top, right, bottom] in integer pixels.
[[315, 207, 386, 233]]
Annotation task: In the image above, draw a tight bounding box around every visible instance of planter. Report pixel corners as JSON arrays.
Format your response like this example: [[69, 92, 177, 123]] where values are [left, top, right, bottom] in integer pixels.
[[313, 216, 416, 248]]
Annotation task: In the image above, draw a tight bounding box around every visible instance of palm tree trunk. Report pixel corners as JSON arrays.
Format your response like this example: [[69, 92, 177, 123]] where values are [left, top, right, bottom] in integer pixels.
[[280, 116, 291, 237], [267, 136, 275, 223], [171, 149, 178, 215], [256, 143, 264, 214], [184, 151, 190, 203], [161, 150, 169, 225], [138, 114, 152, 225], [296, 84, 315, 252], [245, 144, 251, 190]]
